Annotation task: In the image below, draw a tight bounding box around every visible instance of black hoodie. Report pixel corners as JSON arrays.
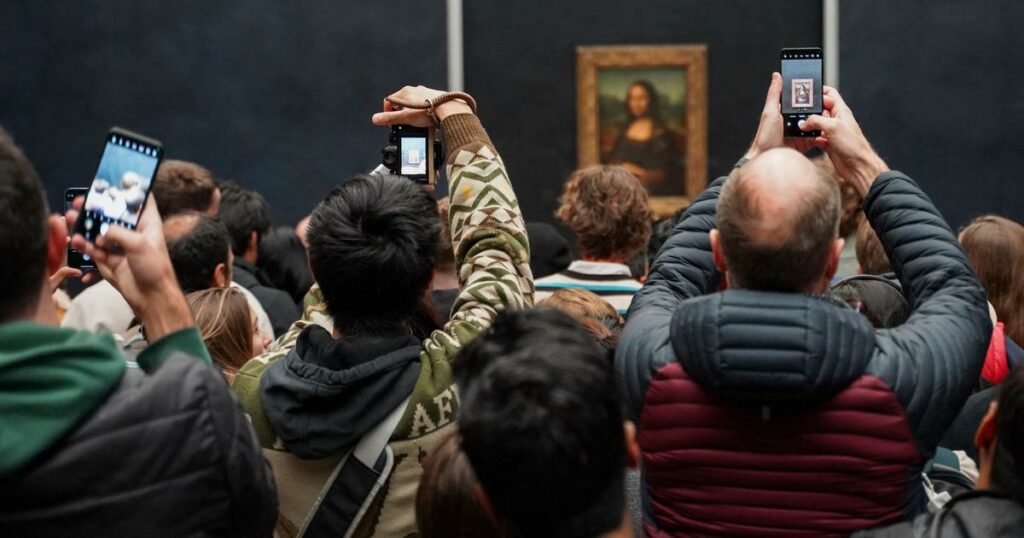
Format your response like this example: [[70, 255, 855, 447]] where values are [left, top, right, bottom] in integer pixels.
[[259, 325, 422, 459]]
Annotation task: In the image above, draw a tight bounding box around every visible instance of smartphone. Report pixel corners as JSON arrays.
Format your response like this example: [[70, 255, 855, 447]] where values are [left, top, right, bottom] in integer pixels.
[[384, 125, 437, 185], [74, 128, 163, 243], [65, 188, 95, 271], [780, 47, 823, 138]]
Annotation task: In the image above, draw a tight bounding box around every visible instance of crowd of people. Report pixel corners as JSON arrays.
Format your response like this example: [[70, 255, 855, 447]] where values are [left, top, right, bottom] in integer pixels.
[[0, 73, 1022, 538]]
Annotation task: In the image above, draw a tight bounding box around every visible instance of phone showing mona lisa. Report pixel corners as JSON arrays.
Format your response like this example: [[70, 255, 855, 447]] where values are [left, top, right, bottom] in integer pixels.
[[780, 48, 823, 138]]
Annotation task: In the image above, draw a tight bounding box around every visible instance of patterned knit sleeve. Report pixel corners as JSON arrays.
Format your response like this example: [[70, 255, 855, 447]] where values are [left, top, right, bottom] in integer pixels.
[[422, 113, 534, 360]]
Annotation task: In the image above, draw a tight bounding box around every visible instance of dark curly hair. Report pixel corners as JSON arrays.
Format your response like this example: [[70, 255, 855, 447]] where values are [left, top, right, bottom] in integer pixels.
[[556, 165, 652, 261]]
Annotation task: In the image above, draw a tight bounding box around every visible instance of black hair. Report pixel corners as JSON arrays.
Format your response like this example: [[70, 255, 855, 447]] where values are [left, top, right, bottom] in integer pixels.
[[647, 215, 677, 266], [992, 365, 1024, 503], [218, 180, 271, 257], [0, 127, 48, 322], [307, 174, 440, 336], [166, 212, 231, 293], [827, 275, 908, 329], [258, 225, 314, 304], [455, 309, 627, 538]]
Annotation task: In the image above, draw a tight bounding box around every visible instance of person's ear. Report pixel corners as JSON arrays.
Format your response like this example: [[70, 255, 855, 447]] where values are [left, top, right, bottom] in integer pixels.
[[46, 215, 68, 276], [624, 420, 641, 469], [710, 229, 727, 273], [473, 484, 500, 524], [825, 237, 845, 280], [975, 401, 999, 455], [212, 263, 229, 288]]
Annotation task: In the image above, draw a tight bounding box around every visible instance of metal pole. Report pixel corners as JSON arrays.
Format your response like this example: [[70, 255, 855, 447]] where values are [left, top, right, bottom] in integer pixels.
[[823, 0, 840, 88], [446, 0, 464, 91]]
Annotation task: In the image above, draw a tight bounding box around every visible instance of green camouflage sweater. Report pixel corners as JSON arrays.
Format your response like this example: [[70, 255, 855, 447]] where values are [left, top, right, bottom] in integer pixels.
[[233, 113, 533, 537]]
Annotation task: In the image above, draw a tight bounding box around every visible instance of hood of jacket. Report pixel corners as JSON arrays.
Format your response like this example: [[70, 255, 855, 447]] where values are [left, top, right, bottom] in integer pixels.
[[259, 324, 422, 459], [0, 322, 126, 476], [670, 289, 877, 404]]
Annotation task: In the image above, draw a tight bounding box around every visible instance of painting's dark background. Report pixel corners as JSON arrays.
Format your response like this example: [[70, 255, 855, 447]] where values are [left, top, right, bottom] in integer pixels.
[[2, 0, 1020, 231]]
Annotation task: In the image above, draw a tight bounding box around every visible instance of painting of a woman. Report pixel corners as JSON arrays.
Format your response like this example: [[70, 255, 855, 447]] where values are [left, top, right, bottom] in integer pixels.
[[606, 80, 684, 196]]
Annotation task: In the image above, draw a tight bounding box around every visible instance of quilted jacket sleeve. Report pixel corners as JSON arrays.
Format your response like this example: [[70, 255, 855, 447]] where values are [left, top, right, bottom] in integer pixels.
[[616, 176, 726, 421], [864, 172, 991, 454]]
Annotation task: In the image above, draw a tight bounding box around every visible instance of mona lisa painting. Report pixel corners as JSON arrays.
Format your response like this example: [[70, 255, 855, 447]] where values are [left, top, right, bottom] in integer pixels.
[[577, 45, 707, 215]]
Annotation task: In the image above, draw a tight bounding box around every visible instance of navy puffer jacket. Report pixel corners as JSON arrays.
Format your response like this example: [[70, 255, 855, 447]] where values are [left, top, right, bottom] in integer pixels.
[[616, 171, 991, 537]]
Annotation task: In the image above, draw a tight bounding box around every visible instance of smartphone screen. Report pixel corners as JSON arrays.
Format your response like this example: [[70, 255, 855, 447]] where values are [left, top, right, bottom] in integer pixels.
[[65, 188, 94, 270], [399, 133, 429, 178], [781, 48, 823, 115], [78, 130, 162, 242]]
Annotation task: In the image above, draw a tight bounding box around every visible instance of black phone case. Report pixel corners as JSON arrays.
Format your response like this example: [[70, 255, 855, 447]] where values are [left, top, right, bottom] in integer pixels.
[[73, 127, 164, 241], [780, 48, 823, 138]]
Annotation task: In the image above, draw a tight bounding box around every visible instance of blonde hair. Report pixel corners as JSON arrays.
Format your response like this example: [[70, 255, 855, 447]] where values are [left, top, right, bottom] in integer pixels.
[[538, 288, 623, 344], [186, 288, 252, 382]]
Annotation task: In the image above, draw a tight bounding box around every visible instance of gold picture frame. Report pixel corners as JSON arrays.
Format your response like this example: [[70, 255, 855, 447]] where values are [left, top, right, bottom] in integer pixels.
[[577, 44, 708, 216]]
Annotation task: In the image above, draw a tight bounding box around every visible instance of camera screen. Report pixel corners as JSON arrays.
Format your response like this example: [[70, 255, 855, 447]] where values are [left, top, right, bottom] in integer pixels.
[[400, 135, 428, 176], [781, 53, 823, 115], [81, 135, 159, 240]]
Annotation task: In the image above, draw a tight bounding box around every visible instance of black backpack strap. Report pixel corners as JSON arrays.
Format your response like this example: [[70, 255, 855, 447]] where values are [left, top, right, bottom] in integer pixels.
[[298, 395, 410, 538]]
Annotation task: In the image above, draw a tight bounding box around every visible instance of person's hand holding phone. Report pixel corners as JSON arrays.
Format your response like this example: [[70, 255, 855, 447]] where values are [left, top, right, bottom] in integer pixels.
[[744, 72, 819, 160], [69, 194, 194, 341], [371, 85, 473, 127], [800, 87, 889, 195]]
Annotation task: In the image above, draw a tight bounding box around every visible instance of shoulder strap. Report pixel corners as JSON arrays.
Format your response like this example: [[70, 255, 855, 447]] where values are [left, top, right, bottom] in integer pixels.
[[297, 395, 411, 538]]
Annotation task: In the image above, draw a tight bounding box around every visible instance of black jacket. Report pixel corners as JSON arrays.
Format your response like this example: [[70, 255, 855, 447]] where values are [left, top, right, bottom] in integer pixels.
[[234, 258, 300, 337], [854, 491, 1024, 537], [0, 353, 277, 537], [616, 171, 992, 535]]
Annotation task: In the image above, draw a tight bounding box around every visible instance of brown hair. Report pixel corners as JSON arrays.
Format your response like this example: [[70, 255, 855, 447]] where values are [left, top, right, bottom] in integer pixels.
[[538, 288, 623, 347], [186, 288, 253, 382], [855, 218, 892, 275], [960, 215, 1024, 344], [556, 165, 652, 261], [436, 197, 455, 272], [153, 160, 219, 219], [811, 153, 863, 237], [416, 429, 511, 538], [717, 165, 840, 292]]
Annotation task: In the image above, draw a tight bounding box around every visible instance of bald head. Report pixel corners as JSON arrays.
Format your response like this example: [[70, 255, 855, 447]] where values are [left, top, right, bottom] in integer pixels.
[[714, 148, 841, 293]]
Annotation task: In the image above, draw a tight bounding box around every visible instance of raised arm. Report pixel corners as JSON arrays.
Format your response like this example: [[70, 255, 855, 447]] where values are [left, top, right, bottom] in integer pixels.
[[802, 86, 991, 452], [373, 86, 533, 357]]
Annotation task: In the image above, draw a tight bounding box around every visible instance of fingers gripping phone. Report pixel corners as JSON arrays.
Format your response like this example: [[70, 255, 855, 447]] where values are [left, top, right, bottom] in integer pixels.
[[73, 128, 163, 244], [781, 48, 823, 137]]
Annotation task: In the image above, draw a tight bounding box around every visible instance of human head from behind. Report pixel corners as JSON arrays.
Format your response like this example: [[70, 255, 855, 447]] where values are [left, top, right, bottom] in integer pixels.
[[856, 218, 892, 275], [416, 429, 512, 538], [828, 276, 908, 329], [0, 128, 64, 325], [258, 225, 314, 304], [152, 160, 220, 219], [164, 211, 233, 293], [557, 165, 652, 264], [959, 215, 1024, 345], [307, 174, 439, 336], [186, 287, 268, 383], [537, 288, 623, 353], [711, 148, 843, 294], [454, 309, 639, 537], [218, 180, 271, 265], [626, 80, 661, 123], [975, 365, 1024, 502]]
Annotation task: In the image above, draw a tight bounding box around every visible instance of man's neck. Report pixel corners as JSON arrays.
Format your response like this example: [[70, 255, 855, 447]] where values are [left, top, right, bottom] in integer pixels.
[[242, 249, 258, 265], [599, 511, 635, 538], [581, 255, 628, 264]]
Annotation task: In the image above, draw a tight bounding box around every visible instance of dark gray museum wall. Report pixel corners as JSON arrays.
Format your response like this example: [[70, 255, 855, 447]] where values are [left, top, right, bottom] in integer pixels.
[[464, 0, 822, 228], [1, 1, 446, 224], [840, 0, 1024, 229]]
